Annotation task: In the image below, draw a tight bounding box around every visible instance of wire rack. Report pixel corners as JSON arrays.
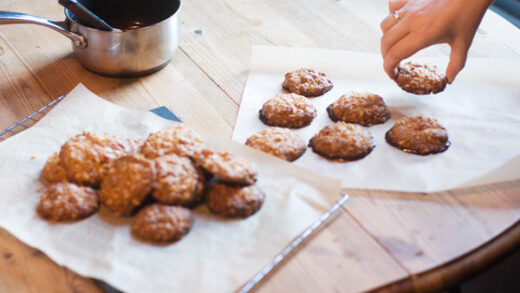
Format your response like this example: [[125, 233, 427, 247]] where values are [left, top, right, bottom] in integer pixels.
[[0, 94, 349, 293], [0, 95, 66, 142]]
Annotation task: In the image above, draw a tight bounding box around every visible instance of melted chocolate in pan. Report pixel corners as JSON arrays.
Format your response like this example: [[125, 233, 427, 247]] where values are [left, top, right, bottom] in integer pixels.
[[72, 0, 180, 30]]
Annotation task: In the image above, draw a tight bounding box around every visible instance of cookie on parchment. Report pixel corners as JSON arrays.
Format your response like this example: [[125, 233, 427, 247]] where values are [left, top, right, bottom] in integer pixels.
[[395, 61, 448, 95], [59, 131, 130, 186], [123, 138, 145, 155], [36, 183, 99, 221], [259, 93, 317, 128], [132, 204, 193, 243], [327, 92, 391, 126], [245, 127, 306, 162], [100, 154, 155, 216], [41, 152, 68, 183], [206, 182, 265, 218], [385, 116, 450, 155], [282, 68, 333, 97], [309, 122, 375, 161], [153, 154, 206, 207], [140, 124, 204, 159], [193, 148, 257, 185]]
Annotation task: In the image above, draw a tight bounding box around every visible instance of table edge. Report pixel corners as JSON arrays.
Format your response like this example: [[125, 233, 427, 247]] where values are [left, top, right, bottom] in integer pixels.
[[368, 219, 520, 293]]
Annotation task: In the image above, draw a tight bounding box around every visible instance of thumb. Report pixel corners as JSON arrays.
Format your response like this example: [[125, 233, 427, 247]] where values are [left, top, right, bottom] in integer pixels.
[[446, 40, 469, 84]]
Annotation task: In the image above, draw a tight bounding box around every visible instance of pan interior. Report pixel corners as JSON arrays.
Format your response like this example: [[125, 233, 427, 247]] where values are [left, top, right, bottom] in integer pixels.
[[70, 0, 180, 30]]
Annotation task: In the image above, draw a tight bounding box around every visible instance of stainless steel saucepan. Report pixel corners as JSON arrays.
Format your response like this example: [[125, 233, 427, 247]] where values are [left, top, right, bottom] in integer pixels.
[[0, 0, 181, 77]]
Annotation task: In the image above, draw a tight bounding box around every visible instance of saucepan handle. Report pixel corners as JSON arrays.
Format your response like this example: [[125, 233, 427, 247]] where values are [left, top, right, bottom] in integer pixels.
[[0, 11, 87, 48]]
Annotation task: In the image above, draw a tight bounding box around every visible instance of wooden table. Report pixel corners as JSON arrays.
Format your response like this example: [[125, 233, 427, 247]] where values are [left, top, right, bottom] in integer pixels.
[[0, 0, 519, 292]]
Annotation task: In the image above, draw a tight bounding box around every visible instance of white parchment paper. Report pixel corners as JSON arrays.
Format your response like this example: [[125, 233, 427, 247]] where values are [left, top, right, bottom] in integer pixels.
[[0, 84, 342, 293], [232, 46, 520, 192]]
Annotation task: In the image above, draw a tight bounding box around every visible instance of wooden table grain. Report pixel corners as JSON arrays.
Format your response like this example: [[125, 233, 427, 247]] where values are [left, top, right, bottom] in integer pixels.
[[0, 0, 519, 292]]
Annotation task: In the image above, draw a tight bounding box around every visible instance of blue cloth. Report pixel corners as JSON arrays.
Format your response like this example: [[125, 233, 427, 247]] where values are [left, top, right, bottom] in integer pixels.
[[150, 106, 181, 122]]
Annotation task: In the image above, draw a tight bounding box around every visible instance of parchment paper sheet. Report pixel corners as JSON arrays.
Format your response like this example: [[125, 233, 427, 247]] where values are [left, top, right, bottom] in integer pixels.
[[0, 84, 342, 293], [232, 46, 520, 192]]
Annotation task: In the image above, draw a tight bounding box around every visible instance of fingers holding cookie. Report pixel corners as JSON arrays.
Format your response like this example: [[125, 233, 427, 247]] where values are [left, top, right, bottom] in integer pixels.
[[395, 61, 448, 94]]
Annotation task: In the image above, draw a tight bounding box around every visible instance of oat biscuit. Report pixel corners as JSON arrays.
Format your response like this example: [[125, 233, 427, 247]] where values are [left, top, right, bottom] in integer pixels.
[[132, 204, 193, 242], [395, 61, 448, 95], [153, 154, 206, 206], [282, 68, 333, 97], [206, 182, 265, 218], [193, 148, 257, 185], [36, 183, 99, 221], [140, 124, 204, 159], [41, 152, 68, 183], [123, 138, 144, 155], [100, 154, 155, 216], [385, 116, 450, 155], [259, 93, 317, 128], [309, 122, 375, 161], [245, 127, 306, 161], [59, 131, 129, 186], [327, 92, 391, 126]]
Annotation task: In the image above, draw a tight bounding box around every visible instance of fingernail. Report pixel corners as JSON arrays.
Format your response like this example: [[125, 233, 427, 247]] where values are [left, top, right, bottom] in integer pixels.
[[392, 68, 398, 79]]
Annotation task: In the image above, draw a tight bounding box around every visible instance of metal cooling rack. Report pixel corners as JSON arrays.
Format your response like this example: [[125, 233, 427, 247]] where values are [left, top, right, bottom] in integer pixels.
[[0, 95, 350, 293], [0, 94, 66, 141], [238, 193, 349, 293]]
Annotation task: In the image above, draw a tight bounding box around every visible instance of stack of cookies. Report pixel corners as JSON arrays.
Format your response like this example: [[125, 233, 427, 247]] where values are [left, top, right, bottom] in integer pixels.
[[37, 125, 265, 244], [246, 64, 450, 162]]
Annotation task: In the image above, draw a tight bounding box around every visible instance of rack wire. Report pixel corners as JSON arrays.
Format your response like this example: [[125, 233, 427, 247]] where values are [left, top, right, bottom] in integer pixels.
[[0, 94, 350, 293], [0, 95, 66, 141]]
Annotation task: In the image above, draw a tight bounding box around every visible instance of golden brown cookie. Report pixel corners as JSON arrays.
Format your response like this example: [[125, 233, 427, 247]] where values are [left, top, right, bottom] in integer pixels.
[[309, 122, 375, 161], [259, 93, 317, 128], [123, 138, 144, 155], [59, 131, 129, 186], [395, 61, 448, 95], [36, 183, 99, 221], [41, 152, 68, 183], [327, 92, 391, 126], [245, 127, 306, 162], [282, 68, 333, 97], [140, 125, 204, 159], [206, 182, 265, 218], [153, 154, 206, 206], [193, 148, 257, 185], [131, 204, 193, 243], [385, 116, 450, 155], [100, 154, 155, 216]]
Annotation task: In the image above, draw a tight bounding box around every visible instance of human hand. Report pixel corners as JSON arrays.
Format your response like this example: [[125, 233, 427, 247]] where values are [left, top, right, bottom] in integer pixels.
[[380, 0, 493, 83]]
